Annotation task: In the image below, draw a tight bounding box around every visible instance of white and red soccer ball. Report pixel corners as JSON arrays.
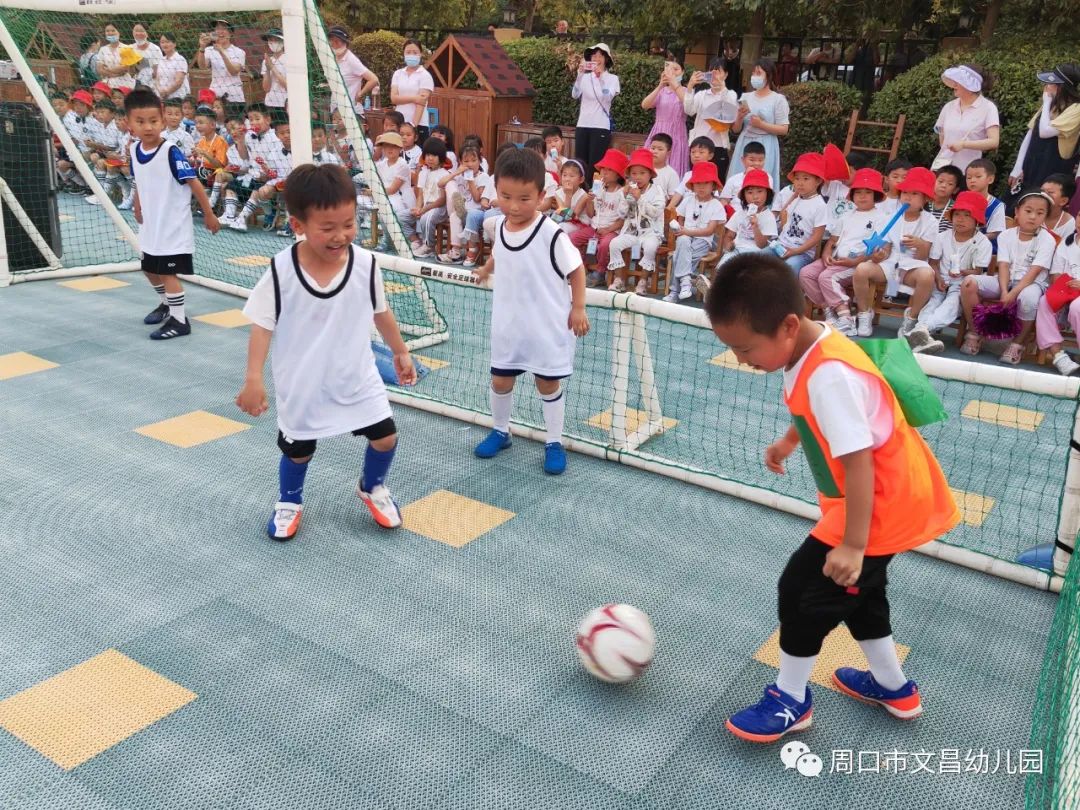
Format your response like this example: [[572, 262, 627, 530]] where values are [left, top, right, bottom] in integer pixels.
[[575, 603, 656, 683]]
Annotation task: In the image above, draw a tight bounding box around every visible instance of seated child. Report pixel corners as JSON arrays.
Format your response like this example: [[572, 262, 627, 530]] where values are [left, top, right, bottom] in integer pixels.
[[312, 121, 342, 165], [400, 123, 422, 171], [1036, 217, 1080, 376], [211, 115, 247, 211], [773, 152, 827, 274], [905, 191, 992, 354], [960, 189, 1055, 365], [429, 124, 458, 170], [542, 125, 565, 176], [852, 167, 938, 338], [110, 112, 136, 209], [822, 150, 872, 237], [721, 169, 778, 264], [877, 158, 911, 216], [181, 96, 196, 133], [927, 165, 963, 232], [58, 89, 94, 193], [569, 148, 627, 287], [801, 168, 887, 336], [523, 137, 560, 202], [669, 136, 717, 211], [461, 152, 497, 268], [162, 98, 195, 157], [1043, 173, 1078, 242], [965, 158, 1006, 242], [461, 134, 490, 174], [719, 140, 766, 211], [222, 103, 281, 228], [374, 131, 416, 243], [83, 99, 121, 205], [650, 133, 681, 200], [192, 105, 229, 204], [410, 137, 449, 257], [664, 160, 725, 303], [608, 148, 667, 295], [547, 159, 591, 236], [230, 117, 293, 235], [438, 144, 485, 263]]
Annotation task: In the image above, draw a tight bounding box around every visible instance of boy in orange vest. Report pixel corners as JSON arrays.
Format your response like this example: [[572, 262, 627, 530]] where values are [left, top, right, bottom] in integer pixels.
[[705, 253, 959, 744]]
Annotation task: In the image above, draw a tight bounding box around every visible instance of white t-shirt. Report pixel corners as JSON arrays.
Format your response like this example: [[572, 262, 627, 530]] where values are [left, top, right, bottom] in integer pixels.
[[1050, 212, 1077, 243], [154, 52, 189, 99], [130, 140, 195, 256], [725, 207, 778, 251], [821, 179, 850, 204], [132, 41, 163, 87], [675, 195, 726, 238], [783, 324, 893, 458], [262, 54, 288, 107], [654, 164, 681, 199], [84, 118, 120, 151], [403, 144, 422, 170], [62, 110, 90, 150], [876, 197, 902, 216], [377, 157, 415, 212], [832, 207, 884, 260], [337, 51, 370, 112], [203, 44, 247, 102], [886, 211, 938, 272], [720, 170, 744, 203], [97, 44, 135, 90], [241, 129, 283, 182], [163, 126, 195, 157], [416, 166, 449, 207], [777, 194, 828, 251], [1052, 237, 1080, 279], [592, 187, 628, 231], [982, 195, 1006, 235], [930, 230, 992, 285], [997, 227, 1057, 287], [552, 187, 590, 225], [391, 66, 435, 128], [934, 95, 1000, 172], [573, 71, 620, 130]]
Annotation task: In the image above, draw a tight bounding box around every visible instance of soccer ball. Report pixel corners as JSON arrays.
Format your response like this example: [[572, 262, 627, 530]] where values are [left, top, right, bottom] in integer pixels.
[[575, 603, 656, 683]]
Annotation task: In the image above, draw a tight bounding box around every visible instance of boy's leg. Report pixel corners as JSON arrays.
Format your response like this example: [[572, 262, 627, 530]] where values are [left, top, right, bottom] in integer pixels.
[[898, 266, 935, 338], [852, 261, 886, 336], [142, 268, 169, 325], [668, 234, 694, 293], [223, 189, 240, 221], [270, 431, 314, 540], [535, 375, 567, 475], [476, 372, 516, 458], [355, 418, 402, 528], [161, 274, 186, 323]]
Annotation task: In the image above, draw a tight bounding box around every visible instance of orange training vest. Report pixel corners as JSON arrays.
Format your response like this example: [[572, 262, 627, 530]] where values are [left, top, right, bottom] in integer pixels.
[[783, 329, 960, 556]]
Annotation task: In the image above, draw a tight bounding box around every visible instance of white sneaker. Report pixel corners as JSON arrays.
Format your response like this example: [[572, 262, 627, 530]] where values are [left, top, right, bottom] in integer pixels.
[[834, 313, 857, 336], [898, 307, 917, 337], [663, 290, 679, 303], [634, 279, 648, 295], [267, 501, 302, 541], [229, 216, 248, 232], [85, 195, 101, 205], [905, 323, 933, 352], [1053, 350, 1080, 376], [414, 244, 433, 257], [608, 278, 625, 293], [856, 311, 874, 337], [823, 307, 840, 328], [678, 278, 693, 300], [357, 483, 402, 528]]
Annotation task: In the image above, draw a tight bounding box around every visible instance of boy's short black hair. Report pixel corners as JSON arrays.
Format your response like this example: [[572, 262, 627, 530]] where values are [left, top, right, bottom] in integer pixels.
[[420, 137, 447, 161], [884, 157, 913, 174], [651, 132, 673, 149], [741, 140, 766, 157], [94, 99, 117, 112], [311, 120, 327, 134], [522, 136, 546, 155], [704, 253, 804, 334], [383, 109, 405, 128], [494, 147, 545, 193], [494, 141, 518, 160], [690, 136, 716, 154], [1043, 172, 1077, 200], [846, 150, 871, 170], [123, 88, 162, 115], [246, 101, 270, 117], [430, 124, 454, 150], [163, 97, 182, 110], [541, 125, 563, 140], [270, 108, 289, 128], [225, 114, 244, 126], [283, 163, 355, 221], [966, 157, 996, 177], [182, 94, 195, 106], [934, 164, 964, 188], [194, 105, 215, 119]]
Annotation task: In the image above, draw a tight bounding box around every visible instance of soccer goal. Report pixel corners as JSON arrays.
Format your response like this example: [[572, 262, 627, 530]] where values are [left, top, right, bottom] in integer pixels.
[[0, 0, 447, 346]]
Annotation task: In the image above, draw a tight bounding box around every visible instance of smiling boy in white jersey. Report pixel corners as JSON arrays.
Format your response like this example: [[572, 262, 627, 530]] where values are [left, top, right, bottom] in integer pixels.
[[125, 88, 220, 340], [473, 148, 590, 475], [237, 164, 417, 540]]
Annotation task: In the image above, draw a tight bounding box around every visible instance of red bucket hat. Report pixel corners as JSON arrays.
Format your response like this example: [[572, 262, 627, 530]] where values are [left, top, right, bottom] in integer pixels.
[[787, 152, 826, 183], [687, 161, 721, 188], [951, 190, 988, 225], [71, 89, 94, 106], [739, 167, 774, 206], [92, 80, 110, 94], [822, 143, 850, 182], [197, 88, 217, 106], [625, 147, 657, 178], [896, 166, 936, 199], [848, 168, 885, 201], [593, 148, 628, 176]]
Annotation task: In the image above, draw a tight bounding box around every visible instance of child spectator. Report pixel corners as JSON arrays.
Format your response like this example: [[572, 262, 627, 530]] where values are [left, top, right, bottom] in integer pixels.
[[542, 125, 565, 175], [1042, 173, 1077, 242], [180, 97, 196, 133], [773, 152, 827, 275], [669, 136, 717, 211], [928, 165, 963, 232], [212, 115, 247, 209], [221, 103, 281, 229], [721, 169, 778, 263], [429, 124, 458, 169], [58, 89, 94, 193], [162, 98, 195, 157], [707, 253, 958, 745], [438, 144, 484, 263], [960, 189, 1055, 364], [374, 131, 417, 243], [820, 144, 853, 205], [906, 191, 992, 354], [569, 148, 627, 287], [801, 168, 888, 336], [236, 163, 417, 538], [1036, 220, 1080, 376], [664, 161, 726, 302], [719, 140, 767, 210], [112, 112, 136, 210], [83, 100, 121, 206], [822, 151, 872, 236], [878, 158, 911, 215], [461, 134, 489, 174], [383, 110, 406, 132], [523, 136, 560, 201], [411, 137, 449, 257], [400, 122, 422, 170], [471, 148, 590, 475], [125, 88, 220, 339], [192, 105, 228, 208], [852, 167, 939, 338], [211, 97, 228, 137], [650, 133, 681, 200], [548, 159, 591, 236], [608, 148, 667, 295], [91, 81, 109, 105], [311, 121, 342, 165], [964, 157, 1006, 241], [461, 149, 497, 268], [229, 116, 292, 233]]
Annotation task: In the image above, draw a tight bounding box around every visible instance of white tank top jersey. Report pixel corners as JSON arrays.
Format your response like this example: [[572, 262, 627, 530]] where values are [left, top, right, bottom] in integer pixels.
[[490, 214, 582, 377], [130, 140, 195, 256], [268, 244, 391, 440]]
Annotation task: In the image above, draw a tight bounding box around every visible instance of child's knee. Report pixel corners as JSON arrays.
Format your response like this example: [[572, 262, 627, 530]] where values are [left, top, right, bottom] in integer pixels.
[[490, 375, 515, 394], [369, 433, 397, 452], [535, 377, 560, 396]]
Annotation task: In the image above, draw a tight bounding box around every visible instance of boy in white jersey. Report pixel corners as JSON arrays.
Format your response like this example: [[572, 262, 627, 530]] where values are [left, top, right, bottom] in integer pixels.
[[472, 148, 590, 475], [237, 164, 417, 540], [125, 89, 220, 339]]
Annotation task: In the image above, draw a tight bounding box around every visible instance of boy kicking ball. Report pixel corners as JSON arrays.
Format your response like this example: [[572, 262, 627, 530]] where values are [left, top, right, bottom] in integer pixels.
[[705, 254, 959, 743], [473, 148, 590, 475], [236, 164, 417, 540]]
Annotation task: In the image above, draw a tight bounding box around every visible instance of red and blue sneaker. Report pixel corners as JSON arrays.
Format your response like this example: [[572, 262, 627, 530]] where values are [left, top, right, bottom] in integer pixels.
[[831, 668, 923, 719], [725, 684, 813, 743]]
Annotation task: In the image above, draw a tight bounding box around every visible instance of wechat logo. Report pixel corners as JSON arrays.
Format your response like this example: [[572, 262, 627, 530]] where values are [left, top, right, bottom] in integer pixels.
[[780, 741, 823, 778]]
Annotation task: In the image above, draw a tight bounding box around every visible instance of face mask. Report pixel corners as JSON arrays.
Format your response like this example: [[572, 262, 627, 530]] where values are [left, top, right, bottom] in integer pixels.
[[269, 41, 284, 54], [332, 45, 347, 57], [134, 35, 147, 44], [750, 74, 766, 90], [404, 54, 421, 68], [106, 35, 119, 44]]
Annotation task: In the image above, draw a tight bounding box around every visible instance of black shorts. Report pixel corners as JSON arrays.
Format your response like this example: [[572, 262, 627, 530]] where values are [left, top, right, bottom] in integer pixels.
[[491, 367, 569, 382], [227, 178, 264, 203], [142, 253, 193, 276], [277, 417, 397, 459]]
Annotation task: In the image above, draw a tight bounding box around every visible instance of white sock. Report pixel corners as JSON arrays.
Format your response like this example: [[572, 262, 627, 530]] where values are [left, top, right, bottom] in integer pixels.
[[541, 389, 565, 444], [166, 292, 186, 324], [241, 199, 258, 218], [857, 636, 908, 691], [776, 651, 816, 703], [209, 185, 221, 206], [490, 387, 513, 433], [152, 283, 167, 304], [224, 197, 238, 218]]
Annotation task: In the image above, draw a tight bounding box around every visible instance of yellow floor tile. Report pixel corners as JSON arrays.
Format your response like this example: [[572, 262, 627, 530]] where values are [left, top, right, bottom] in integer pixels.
[[57, 276, 130, 292], [960, 400, 1043, 432], [950, 488, 996, 528], [0, 352, 59, 381], [194, 309, 251, 328], [0, 649, 196, 770], [225, 255, 271, 268], [754, 628, 910, 693], [135, 410, 250, 448], [384, 281, 414, 294], [402, 489, 515, 548], [414, 354, 450, 370], [708, 349, 765, 375], [585, 407, 678, 434]]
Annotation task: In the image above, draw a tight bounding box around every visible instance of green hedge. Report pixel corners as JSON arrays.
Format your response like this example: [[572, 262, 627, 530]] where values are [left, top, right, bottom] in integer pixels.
[[868, 41, 1078, 188], [780, 81, 863, 176], [350, 30, 407, 98]]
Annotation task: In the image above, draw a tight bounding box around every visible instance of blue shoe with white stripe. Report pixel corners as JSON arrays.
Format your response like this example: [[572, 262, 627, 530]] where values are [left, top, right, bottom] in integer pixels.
[[725, 684, 813, 743], [474, 429, 511, 458], [543, 442, 567, 475], [832, 668, 923, 719]]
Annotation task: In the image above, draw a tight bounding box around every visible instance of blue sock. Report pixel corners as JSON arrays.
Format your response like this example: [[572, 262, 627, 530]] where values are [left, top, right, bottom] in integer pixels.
[[279, 456, 309, 504], [361, 442, 397, 492]]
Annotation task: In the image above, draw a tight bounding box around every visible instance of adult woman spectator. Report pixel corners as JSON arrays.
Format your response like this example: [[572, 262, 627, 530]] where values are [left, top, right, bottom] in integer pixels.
[[391, 39, 435, 142], [731, 58, 789, 192], [642, 61, 690, 176], [679, 59, 737, 178], [196, 19, 246, 105], [154, 32, 189, 100], [130, 23, 162, 89], [77, 34, 101, 85], [1008, 64, 1080, 195], [95, 23, 135, 90], [260, 29, 288, 110], [329, 26, 379, 115], [572, 43, 619, 181], [932, 64, 999, 173]]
